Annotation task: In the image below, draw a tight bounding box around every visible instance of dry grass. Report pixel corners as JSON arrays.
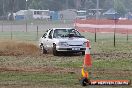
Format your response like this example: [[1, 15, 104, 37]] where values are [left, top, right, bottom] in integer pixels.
[[0, 40, 40, 56]]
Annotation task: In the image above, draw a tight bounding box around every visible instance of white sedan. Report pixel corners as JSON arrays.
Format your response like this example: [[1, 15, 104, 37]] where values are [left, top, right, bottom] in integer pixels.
[[39, 28, 88, 56]]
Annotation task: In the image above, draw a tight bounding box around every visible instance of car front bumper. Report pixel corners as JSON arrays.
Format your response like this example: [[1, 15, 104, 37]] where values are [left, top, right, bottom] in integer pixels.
[[56, 46, 86, 52]]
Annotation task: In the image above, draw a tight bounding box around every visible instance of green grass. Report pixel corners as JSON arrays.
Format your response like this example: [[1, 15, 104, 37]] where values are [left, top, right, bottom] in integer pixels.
[[0, 56, 132, 88], [0, 55, 131, 88], [0, 72, 84, 88], [0, 72, 77, 85], [93, 59, 132, 70], [0, 31, 44, 41]]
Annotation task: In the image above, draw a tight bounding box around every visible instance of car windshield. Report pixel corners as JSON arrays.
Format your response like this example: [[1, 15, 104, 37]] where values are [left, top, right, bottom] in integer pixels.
[[53, 29, 83, 38]]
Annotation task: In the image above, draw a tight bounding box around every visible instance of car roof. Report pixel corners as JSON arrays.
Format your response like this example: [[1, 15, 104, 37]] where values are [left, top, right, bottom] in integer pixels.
[[52, 28, 76, 30]]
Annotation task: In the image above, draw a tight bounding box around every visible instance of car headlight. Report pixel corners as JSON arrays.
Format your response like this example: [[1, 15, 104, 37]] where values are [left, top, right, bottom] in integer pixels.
[[83, 42, 91, 49], [83, 42, 87, 47], [59, 42, 69, 46]]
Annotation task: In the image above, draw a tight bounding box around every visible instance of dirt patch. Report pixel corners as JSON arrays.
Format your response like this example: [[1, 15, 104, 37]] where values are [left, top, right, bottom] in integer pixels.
[[0, 41, 40, 56], [0, 66, 131, 80], [0, 66, 80, 74]]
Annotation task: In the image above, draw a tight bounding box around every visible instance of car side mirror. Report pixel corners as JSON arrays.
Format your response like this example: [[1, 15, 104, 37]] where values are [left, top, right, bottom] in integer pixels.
[[42, 33, 47, 38], [42, 36, 46, 38], [42, 35, 46, 38]]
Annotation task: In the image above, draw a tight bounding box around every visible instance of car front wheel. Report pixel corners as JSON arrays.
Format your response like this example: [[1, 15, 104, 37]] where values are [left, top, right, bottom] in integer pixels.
[[53, 44, 58, 56], [40, 45, 47, 54]]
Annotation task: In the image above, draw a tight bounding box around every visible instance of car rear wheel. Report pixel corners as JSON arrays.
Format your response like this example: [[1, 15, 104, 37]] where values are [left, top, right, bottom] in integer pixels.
[[40, 45, 47, 54], [53, 44, 58, 56]]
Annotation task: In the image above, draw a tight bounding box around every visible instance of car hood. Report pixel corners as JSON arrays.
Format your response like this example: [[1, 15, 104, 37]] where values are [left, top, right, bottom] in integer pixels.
[[54, 37, 88, 45]]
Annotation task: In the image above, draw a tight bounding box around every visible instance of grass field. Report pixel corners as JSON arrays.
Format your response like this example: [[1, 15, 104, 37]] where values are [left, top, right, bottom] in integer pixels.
[[0, 21, 132, 88]]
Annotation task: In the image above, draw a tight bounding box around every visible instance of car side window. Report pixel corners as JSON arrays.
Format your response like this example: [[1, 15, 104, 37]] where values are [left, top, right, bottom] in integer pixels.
[[48, 29, 53, 39]]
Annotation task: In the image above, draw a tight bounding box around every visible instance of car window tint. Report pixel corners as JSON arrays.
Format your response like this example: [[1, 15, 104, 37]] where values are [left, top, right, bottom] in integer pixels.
[[53, 29, 82, 38]]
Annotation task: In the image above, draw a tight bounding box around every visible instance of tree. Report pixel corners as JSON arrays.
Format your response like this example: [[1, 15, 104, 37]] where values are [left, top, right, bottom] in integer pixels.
[[114, 0, 126, 16], [122, 0, 132, 12], [103, 0, 114, 9], [1, 0, 132, 19]]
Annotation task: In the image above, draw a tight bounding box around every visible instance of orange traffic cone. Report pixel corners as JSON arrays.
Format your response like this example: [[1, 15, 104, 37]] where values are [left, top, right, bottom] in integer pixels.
[[83, 40, 92, 67]]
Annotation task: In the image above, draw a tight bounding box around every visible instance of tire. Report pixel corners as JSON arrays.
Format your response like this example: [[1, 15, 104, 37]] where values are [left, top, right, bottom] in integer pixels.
[[40, 45, 47, 54], [82, 51, 85, 55], [53, 44, 58, 56]]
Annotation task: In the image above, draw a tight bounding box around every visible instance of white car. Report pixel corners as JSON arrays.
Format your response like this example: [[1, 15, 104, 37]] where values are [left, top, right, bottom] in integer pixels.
[[39, 28, 88, 56]]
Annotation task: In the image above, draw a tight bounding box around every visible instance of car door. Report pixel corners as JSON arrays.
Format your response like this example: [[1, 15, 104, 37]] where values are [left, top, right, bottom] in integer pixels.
[[46, 29, 54, 50], [40, 29, 50, 49], [40, 32, 48, 48]]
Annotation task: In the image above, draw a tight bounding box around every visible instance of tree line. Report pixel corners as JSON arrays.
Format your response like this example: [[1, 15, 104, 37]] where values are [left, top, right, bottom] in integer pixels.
[[0, 0, 132, 17]]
